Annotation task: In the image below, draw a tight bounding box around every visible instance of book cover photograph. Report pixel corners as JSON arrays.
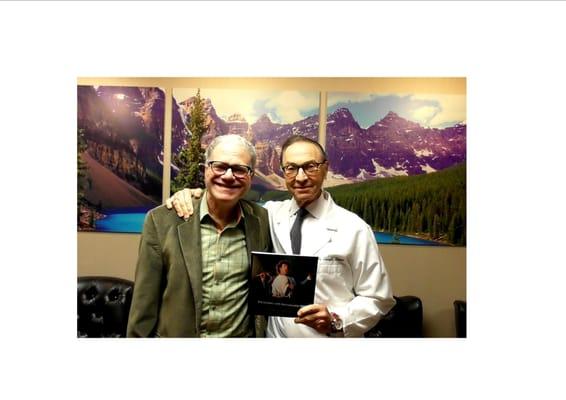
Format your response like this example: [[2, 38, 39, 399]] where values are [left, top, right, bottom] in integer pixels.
[[250, 251, 318, 317]]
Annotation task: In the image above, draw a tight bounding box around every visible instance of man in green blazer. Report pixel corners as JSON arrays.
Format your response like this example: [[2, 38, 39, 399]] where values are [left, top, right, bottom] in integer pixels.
[[127, 134, 272, 337]]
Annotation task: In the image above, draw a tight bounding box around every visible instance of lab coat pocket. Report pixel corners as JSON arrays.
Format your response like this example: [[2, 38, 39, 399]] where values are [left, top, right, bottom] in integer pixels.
[[318, 256, 347, 275]]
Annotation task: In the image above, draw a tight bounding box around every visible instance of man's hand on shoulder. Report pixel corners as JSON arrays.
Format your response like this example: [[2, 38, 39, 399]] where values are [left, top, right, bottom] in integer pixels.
[[165, 188, 203, 219]]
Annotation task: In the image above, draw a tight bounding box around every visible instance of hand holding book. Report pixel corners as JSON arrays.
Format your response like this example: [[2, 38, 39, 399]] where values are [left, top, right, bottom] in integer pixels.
[[294, 304, 333, 334]]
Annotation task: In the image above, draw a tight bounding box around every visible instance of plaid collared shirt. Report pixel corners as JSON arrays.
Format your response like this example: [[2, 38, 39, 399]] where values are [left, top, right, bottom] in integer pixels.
[[199, 195, 252, 337]]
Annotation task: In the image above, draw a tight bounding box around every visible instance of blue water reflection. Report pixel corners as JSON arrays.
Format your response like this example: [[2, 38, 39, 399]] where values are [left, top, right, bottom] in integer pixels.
[[96, 210, 445, 246], [374, 232, 444, 246], [95, 209, 149, 233]]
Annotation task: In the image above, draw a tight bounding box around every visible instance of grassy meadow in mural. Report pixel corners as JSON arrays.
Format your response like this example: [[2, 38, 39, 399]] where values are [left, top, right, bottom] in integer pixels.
[[77, 86, 164, 232]]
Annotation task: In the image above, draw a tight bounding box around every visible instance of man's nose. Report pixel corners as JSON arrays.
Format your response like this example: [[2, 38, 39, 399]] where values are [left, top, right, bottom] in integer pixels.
[[295, 167, 308, 181], [222, 168, 235, 179]]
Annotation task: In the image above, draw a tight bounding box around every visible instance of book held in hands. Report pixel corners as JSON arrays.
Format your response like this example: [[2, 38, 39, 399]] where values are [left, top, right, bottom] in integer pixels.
[[250, 251, 318, 317]]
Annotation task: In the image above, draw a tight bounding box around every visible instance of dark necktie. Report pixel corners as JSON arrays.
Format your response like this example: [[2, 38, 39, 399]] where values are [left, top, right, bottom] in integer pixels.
[[290, 208, 308, 254]]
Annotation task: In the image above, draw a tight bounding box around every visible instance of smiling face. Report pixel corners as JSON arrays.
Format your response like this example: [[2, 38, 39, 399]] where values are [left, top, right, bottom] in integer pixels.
[[204, 141, 253, 208], [282, 141, 328, 208]]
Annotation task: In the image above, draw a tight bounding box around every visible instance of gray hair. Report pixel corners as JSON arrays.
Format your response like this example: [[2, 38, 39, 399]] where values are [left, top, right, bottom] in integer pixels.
[[205, 134, 257, 168]]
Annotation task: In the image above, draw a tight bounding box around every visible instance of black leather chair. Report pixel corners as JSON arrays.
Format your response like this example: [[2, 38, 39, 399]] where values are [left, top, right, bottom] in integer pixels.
[[365, 295, 423, 338], [454, 300, 466, 338], [77, 277, 422, 338], [77, 276, 134, 338]]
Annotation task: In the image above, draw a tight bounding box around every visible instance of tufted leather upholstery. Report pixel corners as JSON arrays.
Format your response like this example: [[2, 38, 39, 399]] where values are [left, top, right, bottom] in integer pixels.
[[77, 276, 134, 338], [454, 300, 466, 338], [77, 276, 422, 338], [365, 295, 423, 338]]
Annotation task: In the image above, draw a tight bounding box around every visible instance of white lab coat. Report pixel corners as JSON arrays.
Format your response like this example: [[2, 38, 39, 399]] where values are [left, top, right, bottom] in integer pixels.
[[265, 191, 396, 337]]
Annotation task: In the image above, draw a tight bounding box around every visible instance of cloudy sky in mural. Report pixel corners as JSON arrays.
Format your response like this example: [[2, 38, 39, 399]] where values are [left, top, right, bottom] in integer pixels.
[[327, 92, 466, 129], [173, 88, 319, 124]]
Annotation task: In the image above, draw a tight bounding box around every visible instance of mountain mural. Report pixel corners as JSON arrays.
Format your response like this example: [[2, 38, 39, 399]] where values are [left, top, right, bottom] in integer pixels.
[[172, 96, 466, 188], [77, 85, 163, 212], [172, 95, 319, 190], [327, 108, 466, 179]]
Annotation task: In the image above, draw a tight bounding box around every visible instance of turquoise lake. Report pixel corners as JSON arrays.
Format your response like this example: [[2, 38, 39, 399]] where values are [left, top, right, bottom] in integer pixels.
[[95, 210, 445, 246]]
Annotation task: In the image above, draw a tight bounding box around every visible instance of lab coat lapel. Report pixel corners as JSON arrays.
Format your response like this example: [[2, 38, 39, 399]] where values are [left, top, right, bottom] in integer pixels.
[[305, 191, 337, 256], [308, 219, 335, 256], [273, 207, 293, 254], [273, 201, 335, 256]]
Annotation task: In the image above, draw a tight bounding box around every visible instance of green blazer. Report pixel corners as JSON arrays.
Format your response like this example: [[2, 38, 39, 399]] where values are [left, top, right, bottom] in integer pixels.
[[127, 198, 272, 337]]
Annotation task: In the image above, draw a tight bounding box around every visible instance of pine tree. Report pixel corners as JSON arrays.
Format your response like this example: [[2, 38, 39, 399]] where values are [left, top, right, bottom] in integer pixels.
[[172, 89, 207, 193], [77, 128, 88, 223], [367, 199, 373, 224], [448, 213, 457, 244], [432, 213, 441, 239]]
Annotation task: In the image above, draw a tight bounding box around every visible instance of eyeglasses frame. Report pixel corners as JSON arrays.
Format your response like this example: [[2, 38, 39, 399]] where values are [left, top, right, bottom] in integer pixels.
[[281, 160, 327, 178], [205, 160, 254, 178]]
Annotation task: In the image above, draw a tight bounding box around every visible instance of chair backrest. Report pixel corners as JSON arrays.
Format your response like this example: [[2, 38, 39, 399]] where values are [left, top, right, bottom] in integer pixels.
[[365, 295, 424, 338], [454, 300, 466, 338], [77, 277, 423, 338], [77, 276, 134, 338]]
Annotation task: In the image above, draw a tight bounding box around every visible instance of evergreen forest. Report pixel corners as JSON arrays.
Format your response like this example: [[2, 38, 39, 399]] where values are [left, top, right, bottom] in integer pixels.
[[260, 163, 466, 246]]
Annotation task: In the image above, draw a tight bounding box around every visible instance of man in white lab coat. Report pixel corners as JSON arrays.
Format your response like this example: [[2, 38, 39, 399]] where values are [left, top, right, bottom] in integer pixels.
[[168, 135, 395, 337]]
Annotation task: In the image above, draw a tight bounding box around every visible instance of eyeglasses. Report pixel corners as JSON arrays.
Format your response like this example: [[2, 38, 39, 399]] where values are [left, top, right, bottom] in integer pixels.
[[281, 161, 327, 178], [206, 161, 253, 178]]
